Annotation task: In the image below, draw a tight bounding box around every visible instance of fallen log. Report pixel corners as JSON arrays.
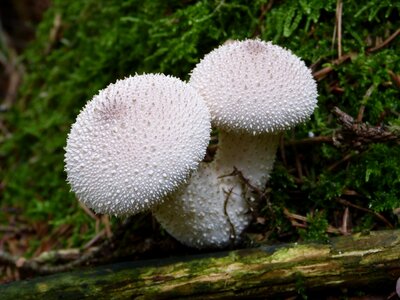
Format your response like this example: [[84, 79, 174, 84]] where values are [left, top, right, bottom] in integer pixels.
[[1, 229, 400, 299]]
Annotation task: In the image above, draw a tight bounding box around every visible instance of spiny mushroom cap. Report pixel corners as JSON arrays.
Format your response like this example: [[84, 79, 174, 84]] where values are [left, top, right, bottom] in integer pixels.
[[154, 162, 251, 249], [189, 39, 318, 134], [65, 74, 211, 216]]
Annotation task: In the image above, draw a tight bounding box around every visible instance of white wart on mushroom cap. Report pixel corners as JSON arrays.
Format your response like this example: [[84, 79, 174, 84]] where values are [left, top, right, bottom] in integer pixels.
[[65, 74, 211, 216]]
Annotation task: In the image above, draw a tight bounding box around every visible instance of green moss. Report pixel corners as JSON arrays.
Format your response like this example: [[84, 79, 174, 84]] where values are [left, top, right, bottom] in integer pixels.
[[0, 0, 399, 247], [298, 211, 329, 242]]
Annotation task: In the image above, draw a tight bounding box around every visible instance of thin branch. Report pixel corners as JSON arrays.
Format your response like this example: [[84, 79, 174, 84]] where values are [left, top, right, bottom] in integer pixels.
[[0, 23, 24, 111], [340, 206, 351, 235], [279, 135, 288, 166], [45, 13, 63, 54], [252, 0, 275, 37], [312, 53, 354, 81], [0, 225, 33, 234], [222, 187, 237, 245], [283, 208, 340, 234], [336, 198, 394, 228], [327, 151, 356, 171], [286, 106, 399, 152], [367, 27, 400, 53], [356, 105, 366, 124], [293, 146, 303, 180], [388, 70, 400, 89], [0, 217, 135, 275], [356, 84, 375, 123], [332, 106, 400, 149], [285, 136, 333, 146], [336, 0, 343, 58], [32, 248, 85, 264], [314, 27, 398, 82], [79, 202, 98, 220], [82, 229, 106, 250]]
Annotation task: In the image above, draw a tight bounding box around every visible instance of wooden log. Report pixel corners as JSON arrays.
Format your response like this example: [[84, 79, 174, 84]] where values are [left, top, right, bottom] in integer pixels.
[[1, 230, 400, 299]]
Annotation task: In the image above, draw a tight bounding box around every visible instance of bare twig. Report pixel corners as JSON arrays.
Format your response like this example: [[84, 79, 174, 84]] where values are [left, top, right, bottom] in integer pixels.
[[367, 27, 400, 53], [252, 0, 275, 37], [327, 151, 356, 171], [0, 217, 135, 275], [285, 136, 333, 146], [45, 13, 63, 54], [388, 70, 400, 89], [336, 0, 343, 58], [0, 225, 33, 234], [356, 105, 366, 124], [0, 23, 24, 111], [285, 106, 398, 155], [340, 207, 351, 235], [312, 53, 354, 81], [283, 208, 340, 234], [79, 202, 98, 220], [82, 229, 106, 250], [332, 106, 400, 149], [293, 146, 303, 180], [0, 247, 88, 275], [356, 84, 375, 123], [222, 187, 237, 245], [279, 135, 288, 166], [314, 27, 398, 83], [336, 198, 394, 228], [32, 248, 85, 264], [101, 215, 112, 238], [219, 167, 265, 199], [2, 62, 23, 110]]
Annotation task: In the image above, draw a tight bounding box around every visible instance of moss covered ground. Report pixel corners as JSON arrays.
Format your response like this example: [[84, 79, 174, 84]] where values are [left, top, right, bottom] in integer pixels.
[[0, 0, 399, 288]]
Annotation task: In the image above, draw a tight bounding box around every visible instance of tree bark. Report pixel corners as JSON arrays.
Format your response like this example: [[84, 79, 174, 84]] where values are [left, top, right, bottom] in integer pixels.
[[1, 229, 400, 299]]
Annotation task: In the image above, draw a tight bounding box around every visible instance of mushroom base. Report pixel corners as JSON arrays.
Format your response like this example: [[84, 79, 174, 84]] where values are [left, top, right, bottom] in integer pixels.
[[153, 162, 251, 249]]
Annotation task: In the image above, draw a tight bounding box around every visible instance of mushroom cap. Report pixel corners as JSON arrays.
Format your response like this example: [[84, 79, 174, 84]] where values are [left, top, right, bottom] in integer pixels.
[[189, 39, 318, 134], [65, 74, 211, 216]]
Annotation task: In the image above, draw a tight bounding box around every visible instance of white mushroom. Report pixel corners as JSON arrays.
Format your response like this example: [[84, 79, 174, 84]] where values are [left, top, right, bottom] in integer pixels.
[[154, 39, 317, 248], [191, 39, 318, 187], [65, 74, 211, 216]]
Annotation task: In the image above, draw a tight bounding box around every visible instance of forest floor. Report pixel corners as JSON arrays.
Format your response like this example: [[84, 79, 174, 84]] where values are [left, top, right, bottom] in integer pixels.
[[0, 1, 399, 299]]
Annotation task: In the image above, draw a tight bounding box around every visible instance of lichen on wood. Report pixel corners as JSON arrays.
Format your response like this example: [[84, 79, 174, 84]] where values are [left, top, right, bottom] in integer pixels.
[[1, 230, 399, 299]]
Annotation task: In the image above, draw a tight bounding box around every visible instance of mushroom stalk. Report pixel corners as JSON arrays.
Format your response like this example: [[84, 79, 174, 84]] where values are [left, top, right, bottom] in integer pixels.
[[214, 129, 281, 189]]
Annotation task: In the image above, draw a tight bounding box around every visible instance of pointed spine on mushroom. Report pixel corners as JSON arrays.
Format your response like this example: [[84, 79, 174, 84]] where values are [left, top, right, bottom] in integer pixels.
[[155, 39, 317, 248], [65, 74, 211, 216]]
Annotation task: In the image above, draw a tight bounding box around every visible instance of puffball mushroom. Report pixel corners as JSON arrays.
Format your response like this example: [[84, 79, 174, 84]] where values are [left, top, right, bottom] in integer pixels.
[[190, 39, 318, 187], [154, 39, 317, 248], [65, 74, 211, 216]]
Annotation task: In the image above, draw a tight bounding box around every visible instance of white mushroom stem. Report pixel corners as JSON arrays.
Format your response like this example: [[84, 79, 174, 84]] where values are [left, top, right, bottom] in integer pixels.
[[154, 161, 252, 249], [214, 129, 281, 189]]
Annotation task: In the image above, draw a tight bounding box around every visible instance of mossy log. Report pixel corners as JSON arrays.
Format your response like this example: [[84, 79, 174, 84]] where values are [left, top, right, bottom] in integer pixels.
[[1, 230, 400, 299]]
